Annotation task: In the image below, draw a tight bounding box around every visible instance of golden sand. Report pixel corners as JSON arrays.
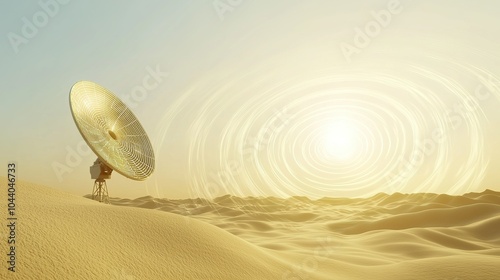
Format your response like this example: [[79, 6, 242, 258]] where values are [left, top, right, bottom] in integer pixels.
[[1, 179, 499, 279]]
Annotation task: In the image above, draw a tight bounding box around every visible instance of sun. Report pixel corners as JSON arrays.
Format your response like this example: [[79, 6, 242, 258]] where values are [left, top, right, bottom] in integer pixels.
[[321, 121, 359, 161]]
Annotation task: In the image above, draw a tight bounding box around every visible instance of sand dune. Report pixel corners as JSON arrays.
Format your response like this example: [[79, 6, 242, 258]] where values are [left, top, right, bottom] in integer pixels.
[[1, 179, 499, 279]]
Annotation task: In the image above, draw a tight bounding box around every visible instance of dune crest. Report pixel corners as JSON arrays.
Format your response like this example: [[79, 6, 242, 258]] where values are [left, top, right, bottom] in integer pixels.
[[109, 189, 500, 279], [0, 180, 318, 280], [2, 179, 500, 279]]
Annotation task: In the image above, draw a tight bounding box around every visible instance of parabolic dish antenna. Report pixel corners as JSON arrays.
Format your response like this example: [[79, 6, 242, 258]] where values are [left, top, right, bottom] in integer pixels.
[[69, 81, 155, 203]]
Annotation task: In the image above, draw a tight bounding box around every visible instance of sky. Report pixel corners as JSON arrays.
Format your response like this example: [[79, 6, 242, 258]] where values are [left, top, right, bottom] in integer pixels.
[[2, 0, 500, 199]]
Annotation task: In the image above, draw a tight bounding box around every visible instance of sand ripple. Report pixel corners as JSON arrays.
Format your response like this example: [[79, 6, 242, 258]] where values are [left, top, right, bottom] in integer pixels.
[[4, 179, 499, 280]]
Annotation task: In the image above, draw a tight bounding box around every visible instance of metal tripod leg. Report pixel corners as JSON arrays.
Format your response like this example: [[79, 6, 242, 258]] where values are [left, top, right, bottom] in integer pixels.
[[92, 178, 110, 204]]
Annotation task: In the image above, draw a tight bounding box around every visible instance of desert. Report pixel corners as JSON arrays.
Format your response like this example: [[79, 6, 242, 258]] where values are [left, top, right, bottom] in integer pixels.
[[1, 178, 499, 279]]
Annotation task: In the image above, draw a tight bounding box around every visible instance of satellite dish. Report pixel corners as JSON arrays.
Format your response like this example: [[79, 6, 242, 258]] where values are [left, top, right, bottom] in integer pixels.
[[69, 81, 155, 203]]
